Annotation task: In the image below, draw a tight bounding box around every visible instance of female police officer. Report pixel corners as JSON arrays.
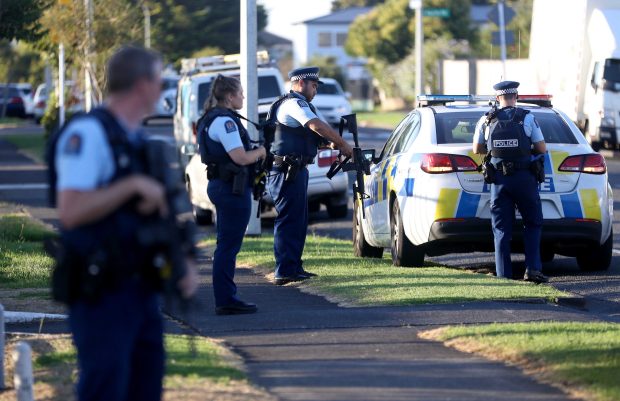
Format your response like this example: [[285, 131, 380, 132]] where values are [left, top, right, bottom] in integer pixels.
[[199, 75, 266, 315]]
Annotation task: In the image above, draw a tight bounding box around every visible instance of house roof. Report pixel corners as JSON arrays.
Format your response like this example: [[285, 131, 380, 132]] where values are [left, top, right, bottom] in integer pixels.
[[299, 7, 373, 25], [258, 31, 292, 47]]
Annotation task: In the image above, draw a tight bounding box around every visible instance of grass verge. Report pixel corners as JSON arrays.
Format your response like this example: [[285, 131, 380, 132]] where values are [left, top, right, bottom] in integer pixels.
[[205, 235, 568, 306], [2, 133, 46, 162], [1, 334, 270, 401], [356, 110, 407, 130], [420, 322, 620, 401], [0, 213, 56, 289]]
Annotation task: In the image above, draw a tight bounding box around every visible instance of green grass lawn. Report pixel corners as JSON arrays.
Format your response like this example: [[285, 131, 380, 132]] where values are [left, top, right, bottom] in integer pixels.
[[208, 235, 568, 306], [424, 322, 620, 401], [0, 214, 56, 289], [356, 111, 407, 130], [0, 117, 27, 125], [2, 133, 46, 162]]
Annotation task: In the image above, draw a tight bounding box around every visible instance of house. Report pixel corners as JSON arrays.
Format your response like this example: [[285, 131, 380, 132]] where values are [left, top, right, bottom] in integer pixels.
[[258, 30, 293, 64], [292, 7, 372, 68]]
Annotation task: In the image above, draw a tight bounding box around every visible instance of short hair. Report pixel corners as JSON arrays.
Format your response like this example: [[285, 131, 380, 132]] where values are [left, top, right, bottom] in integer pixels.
[[105, 46, 161, 94], [501, 93, 518, 101]]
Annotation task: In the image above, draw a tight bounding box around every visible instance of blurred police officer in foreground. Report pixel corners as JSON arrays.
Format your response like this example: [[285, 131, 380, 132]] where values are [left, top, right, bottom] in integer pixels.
[[54, 46, 199, 400], [198, 75, 266, 315], [473, 81, 549, 283], [267, 67, 353, 285]]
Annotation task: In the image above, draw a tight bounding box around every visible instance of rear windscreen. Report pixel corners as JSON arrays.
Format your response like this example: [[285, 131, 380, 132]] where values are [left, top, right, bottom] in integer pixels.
[[434, 111, 579, 145], [317, 83, 341, 95], [197, 75, 281, 110]]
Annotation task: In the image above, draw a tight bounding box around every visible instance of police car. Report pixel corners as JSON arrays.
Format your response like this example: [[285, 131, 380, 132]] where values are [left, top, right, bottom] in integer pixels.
[[353, 95, 613, 271]]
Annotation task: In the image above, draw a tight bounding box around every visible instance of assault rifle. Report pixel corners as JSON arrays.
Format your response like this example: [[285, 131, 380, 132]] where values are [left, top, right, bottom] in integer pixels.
[[252, 122, 275, 217], [326, 114, 371, 218]]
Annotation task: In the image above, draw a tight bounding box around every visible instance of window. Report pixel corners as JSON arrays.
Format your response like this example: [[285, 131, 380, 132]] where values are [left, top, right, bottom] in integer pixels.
[[197, 82, 212, 113], [380, 114, 413, 159], [434, 111, 578, 145], [258, 76, 282, 100], [393, 113, 421, 154], [162, 78, 179, 91], [316, 83, 341, 95], [318, 32, 332, 47], [336, 33, 348, 46]]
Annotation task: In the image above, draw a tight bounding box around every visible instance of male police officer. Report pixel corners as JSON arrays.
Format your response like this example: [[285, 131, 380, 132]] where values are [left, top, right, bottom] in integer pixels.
[[473, 81, 549, 283], [55, 46, 198, 401], [267, 67, 353, 285]]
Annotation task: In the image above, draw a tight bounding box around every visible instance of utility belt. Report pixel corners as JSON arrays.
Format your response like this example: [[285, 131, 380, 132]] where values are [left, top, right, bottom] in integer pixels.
[[481, 157, 545, 184], [206, 162, 249, 195], [272, 154, 314, 183]]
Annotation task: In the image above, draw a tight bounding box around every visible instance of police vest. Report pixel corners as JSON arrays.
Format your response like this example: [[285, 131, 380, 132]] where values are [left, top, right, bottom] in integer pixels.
[[487, 107, 532, 162], [269, 92, 322, 159], [49, 108, 154, 301], [198, 107, 251, 165]]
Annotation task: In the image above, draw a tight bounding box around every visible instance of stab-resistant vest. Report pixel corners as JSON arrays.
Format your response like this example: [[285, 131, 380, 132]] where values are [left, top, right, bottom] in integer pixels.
[[197, 107, 251, 165], [269, 92, 322, 158], [47, 107, 152, 278], [486, 107, 532, 163]]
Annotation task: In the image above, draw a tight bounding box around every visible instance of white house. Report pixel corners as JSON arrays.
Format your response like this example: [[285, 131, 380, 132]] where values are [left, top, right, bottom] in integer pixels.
[[292, 7, 371, 68]]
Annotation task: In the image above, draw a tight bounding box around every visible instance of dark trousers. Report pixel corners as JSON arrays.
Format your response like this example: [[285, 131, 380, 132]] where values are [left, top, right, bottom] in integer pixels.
[[69, 280, 164, 401], [490, 169, 543, 278], [267, 167, 309, 278], [208, 178, 251, 307]]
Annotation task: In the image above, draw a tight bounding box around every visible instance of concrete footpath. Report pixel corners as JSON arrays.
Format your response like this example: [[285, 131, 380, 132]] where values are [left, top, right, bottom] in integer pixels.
[[185, 252, 595, 401]]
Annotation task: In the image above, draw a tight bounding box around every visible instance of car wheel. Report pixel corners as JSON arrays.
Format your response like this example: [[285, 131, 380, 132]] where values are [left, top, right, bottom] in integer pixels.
[[187, 179, 213, 226], [353, 200, 383, 258], [390, 200, 424, 267], [576, 230, 613, 271], [327, 203, 348, 219], [309, 201, 321, 213]]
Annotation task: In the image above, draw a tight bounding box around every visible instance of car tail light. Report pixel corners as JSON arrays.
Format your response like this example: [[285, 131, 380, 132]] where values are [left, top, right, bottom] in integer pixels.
[[317, 149, 339, 168], [9, 97, 23, 104], [36, 100, 45, 108], [421, 154, 478, 174], [559, 154, 606, 174]]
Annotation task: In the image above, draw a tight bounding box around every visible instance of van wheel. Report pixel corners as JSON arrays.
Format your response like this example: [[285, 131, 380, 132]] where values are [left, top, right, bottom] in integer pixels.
[[577, 231, 613, 271], [390, 200, 424, 267], [187, 179, 213, 225], [353, 200, 383, 258]]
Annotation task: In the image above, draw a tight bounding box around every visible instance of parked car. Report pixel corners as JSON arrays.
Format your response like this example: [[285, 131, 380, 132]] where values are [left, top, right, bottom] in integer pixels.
[[146, 74, 179, 122], [353, 94, 613, 272], [33, 83, 48, 123], [32, 82, 83, 124], [0, 85, 26, 118], [16, 83, 35, 117], [311, 78, 352, 126]]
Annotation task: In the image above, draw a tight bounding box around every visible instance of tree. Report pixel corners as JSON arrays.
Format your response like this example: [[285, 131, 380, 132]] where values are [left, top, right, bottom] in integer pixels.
[[0, 0, 47, 42], [332, 0, 384, 11], [150, 0, 268, 63], [475, 0, 533, 59]]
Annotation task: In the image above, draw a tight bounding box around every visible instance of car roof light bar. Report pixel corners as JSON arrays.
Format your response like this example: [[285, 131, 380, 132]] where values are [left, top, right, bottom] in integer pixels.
[[180, 51, 271, 75], [417, 94, 553, 108]]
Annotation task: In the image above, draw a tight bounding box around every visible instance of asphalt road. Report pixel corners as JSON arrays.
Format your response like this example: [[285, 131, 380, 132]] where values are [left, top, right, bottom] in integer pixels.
[[1, 120, 618, 320]]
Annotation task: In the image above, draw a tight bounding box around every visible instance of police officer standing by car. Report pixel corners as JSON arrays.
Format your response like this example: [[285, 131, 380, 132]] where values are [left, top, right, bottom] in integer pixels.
[[198, 75, 266, 315], [267, 67, 353, 285], [53, 46, 199, 401], [473, 81, 549, 284]]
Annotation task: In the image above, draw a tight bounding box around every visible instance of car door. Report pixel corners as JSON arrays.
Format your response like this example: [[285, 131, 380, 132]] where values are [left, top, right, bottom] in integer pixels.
[[366, 114, 415, 240]]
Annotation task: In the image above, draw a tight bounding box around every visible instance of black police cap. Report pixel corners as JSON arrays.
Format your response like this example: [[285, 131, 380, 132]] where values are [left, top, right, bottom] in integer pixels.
[[288, 67, 324, 84], [493, 80, 520, 95]]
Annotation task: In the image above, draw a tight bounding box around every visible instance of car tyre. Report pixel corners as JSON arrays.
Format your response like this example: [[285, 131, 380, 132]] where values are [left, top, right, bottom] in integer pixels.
[[353, 200, 383, 258], [576, 230, 613, 271], [327, 203, 348, 219], [187, 179, 213, 226], [390, 200, 424, 267], [309, 201, 321, 214]]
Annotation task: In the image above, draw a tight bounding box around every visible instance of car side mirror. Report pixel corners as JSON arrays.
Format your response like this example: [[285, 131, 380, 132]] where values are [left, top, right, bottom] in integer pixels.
[[181, 143, 197, 156]]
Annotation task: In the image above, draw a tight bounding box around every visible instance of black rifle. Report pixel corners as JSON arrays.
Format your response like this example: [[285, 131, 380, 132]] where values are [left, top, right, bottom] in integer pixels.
[[326, 114, 371, 218]]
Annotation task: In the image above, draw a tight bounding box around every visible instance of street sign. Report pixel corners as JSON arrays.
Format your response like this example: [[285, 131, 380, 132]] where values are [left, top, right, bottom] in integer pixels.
[[423, 8, 451, 18], [492, 30, 515, 46], [488, 4, 516, 26]]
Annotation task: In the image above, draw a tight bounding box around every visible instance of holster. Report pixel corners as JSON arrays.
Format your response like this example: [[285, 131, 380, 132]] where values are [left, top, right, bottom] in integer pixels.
[[207, 162, 248, 195], [482, 161, 497, 184], [501, 161, 516, 176], [530, 156, 545, 183], [283, 155, 301, 182]]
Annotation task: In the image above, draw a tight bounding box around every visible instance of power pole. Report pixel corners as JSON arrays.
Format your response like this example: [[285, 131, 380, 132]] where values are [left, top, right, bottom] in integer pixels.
[[84, 0, 95, 111], [241, 0, 261, 236], [142, 2, 151, 49], [410, 0, 424, 99], [498, 0, 507, 79], [59, 43, 66, 126]]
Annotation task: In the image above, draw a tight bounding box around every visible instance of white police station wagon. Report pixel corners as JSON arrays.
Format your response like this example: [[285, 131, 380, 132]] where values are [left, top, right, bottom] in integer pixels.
[[353, 95, 613, 271]]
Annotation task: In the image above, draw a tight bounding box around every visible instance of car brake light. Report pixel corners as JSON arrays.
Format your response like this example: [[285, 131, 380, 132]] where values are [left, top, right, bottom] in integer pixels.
[[317, 149, 339, 168], [36, 100, 45, 108], [559, 154, 606, 174], [9, 97, 23, 104], [421, 154, 478, 174]]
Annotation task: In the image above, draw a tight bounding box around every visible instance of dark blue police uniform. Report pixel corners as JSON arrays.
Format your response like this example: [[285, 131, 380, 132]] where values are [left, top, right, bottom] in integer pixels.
[[199, 107, 257, 314], [54, 108, 164, 401], [266, 67, 324, 284], [474, 81, 547, 282]]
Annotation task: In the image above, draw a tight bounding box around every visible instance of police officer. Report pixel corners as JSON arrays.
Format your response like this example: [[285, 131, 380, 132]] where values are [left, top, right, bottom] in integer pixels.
[[473, 81, 549, 283], [267, 67, 353, 285], [54, 46, 199, 400], [199, 75, 266, 315]]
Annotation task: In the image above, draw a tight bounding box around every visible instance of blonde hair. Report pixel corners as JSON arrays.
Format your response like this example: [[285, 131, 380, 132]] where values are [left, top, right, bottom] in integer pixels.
[[204, 74, 242, 112]]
